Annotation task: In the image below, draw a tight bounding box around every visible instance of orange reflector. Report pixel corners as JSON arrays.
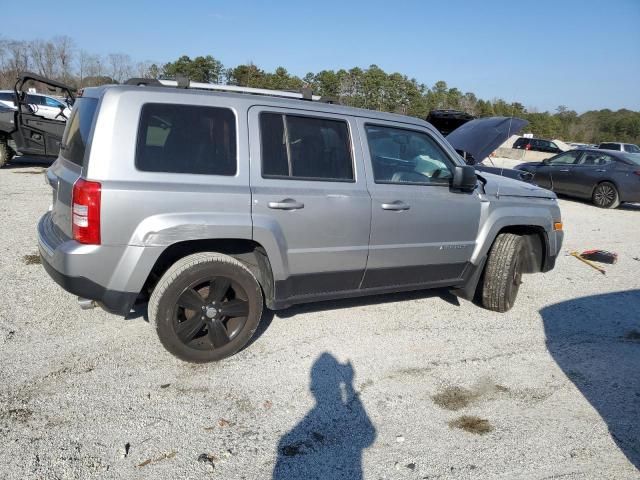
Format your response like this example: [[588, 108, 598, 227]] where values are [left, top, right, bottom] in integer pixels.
[[554, 222, 563, 231]]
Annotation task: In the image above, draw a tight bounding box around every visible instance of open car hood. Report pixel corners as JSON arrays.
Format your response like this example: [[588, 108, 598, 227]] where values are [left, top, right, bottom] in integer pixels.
[[446, 116, 528, 163]]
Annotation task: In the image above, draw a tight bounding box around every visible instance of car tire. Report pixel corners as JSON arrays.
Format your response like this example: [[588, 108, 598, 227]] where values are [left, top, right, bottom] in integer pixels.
[[592, 182, 620, 209], [480, 233, 524, 313], [148, 252, 263, 363], [0, 140, 13, 168]]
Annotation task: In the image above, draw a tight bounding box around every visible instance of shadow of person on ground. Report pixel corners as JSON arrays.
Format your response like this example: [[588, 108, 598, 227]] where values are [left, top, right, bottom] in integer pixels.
[[273, 353, 376, 479], [541, 289, 640, 469]]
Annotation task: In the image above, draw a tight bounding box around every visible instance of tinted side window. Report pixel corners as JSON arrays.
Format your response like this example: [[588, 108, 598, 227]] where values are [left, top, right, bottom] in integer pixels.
[[136, 103, 236, 175], [26, 94, 45, 105], [624, 144, 640, 153], [366, 124, 454, 185], [579, 152, 614, 166], [0, 92, 13, 101], [260, 113, 353, 181], [61, 97, 98, 166], [548, 150, 581, 165]]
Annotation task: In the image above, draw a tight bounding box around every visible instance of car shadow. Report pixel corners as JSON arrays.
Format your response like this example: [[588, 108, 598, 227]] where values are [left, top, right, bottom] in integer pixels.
[[555, 193, 640, 211], [272, 352, 376, 479], [246, 288, 458, 348], [541, 290, 640, 469], [129, 287, 460, 351], [2, 155, 53, 170]]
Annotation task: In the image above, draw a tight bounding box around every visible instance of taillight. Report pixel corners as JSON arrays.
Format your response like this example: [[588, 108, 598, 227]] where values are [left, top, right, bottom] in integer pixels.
[[72, 178, 101, 244], [634, 170, 640, 176]]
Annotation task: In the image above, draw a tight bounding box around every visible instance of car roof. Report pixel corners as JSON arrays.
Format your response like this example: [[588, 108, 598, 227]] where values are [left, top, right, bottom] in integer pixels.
[[577, 148, 626, 158], [82, 84, 433, 129]]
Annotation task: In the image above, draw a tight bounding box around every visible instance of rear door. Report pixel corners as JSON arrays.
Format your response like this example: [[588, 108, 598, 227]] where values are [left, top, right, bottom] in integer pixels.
[[359, 120, 481, 289], [47, 96, 99, 238], [249, 107, 371, 300], [561, 151, 616, 197]]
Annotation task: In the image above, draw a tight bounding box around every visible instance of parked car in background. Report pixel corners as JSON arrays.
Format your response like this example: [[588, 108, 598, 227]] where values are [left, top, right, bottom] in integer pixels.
[[0, 89, 71, 121], [517, 149, 640, 208], [426, 109, 475, 136], [513, 137, 564, 154], [598, 142, 640, 153]]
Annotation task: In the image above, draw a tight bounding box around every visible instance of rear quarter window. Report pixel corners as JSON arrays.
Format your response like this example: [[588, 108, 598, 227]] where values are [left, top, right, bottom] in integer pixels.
[[61, 97, 99, 166], [135, 103, 237, 176]]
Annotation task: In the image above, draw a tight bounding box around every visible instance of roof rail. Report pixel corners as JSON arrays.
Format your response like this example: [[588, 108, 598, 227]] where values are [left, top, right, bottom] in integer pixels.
[[124, 76, 334, 103]]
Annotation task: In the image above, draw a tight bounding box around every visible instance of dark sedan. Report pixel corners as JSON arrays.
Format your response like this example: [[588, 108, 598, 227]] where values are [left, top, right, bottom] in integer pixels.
[[517, 149, 640, 208]]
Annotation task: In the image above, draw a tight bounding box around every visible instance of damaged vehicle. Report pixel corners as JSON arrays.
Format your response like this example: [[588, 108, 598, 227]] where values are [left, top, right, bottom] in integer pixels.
[[0, 72, 74, 167], [38, 79, 563, 363], [427, 110, 534, 184]]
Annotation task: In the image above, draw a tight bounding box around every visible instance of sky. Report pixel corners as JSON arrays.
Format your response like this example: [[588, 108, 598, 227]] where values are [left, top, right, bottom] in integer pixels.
[[2, 0, 639, 113]]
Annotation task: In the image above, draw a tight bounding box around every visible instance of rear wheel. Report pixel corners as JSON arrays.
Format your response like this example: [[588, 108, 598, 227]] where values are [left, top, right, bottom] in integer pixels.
[[592, 182, 620, 209], [148, 253, 263, 363], [480, 233, 525, 313], [0, 140, 13, 168]]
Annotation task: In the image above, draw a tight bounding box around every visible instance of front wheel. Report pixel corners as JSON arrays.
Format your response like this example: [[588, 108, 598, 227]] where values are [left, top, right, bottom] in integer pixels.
[[480, 233, 525, 313], [592, 182, 620, 209], [148, 253, 263, 363]]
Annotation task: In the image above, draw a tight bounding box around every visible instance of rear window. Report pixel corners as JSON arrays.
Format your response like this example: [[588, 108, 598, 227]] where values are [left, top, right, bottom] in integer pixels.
[[621, 153, 640, 165], [135, 103, 236, 175], [259, 112, 353, 181], [61, 97, 98, 166], [599, 143, 619, 150]]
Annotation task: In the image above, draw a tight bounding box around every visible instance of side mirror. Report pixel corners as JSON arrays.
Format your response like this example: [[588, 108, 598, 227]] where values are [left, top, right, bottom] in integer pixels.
[[542, 158, 550, 164], [451, 165, 477, 192]]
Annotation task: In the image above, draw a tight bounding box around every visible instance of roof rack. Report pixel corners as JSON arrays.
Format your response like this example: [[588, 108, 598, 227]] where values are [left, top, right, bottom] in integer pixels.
[[124, 76, 334, 103]]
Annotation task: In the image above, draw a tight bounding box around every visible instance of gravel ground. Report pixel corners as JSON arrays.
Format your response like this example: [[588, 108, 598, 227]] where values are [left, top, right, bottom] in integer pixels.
[[1, 159, 639, 479]]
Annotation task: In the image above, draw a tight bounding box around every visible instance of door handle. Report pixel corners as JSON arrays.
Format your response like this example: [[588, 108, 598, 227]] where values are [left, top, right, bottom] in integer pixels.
[[596, 169, 606, 172], [267, 199, 305, 210], [381, 201, 410, 211], [558, 169, 570, 172]]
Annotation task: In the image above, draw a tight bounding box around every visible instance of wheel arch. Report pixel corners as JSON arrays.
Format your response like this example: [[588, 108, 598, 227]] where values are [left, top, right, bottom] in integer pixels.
[[591, 178, 619, 196], [142, 238, 276, 309], [495, 225, 547, 274]]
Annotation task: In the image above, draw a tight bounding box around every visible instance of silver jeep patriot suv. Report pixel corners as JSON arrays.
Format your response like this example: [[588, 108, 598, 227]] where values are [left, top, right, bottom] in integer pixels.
[[38, 79, 563, 363]]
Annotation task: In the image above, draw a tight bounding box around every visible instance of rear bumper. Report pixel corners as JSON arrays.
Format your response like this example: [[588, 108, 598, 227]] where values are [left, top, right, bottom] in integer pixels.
[[40, 255, 137, 315], [37, 212, 143, 316]]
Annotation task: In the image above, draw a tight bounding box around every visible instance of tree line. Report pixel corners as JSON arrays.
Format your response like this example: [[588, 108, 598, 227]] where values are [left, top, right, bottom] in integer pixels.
[[1, 35, 638, 144]]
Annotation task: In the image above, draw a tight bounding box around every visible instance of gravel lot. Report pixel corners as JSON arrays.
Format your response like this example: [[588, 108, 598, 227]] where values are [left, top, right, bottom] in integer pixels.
[[1, 159, 639, 479]]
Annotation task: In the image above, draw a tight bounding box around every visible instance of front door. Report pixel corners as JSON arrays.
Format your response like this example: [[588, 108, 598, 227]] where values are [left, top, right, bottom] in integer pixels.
[[15, 110, 66, 156], [249, 107, 371, 300], [359, 120, 482, 289], [546, 150, 583, 193]]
